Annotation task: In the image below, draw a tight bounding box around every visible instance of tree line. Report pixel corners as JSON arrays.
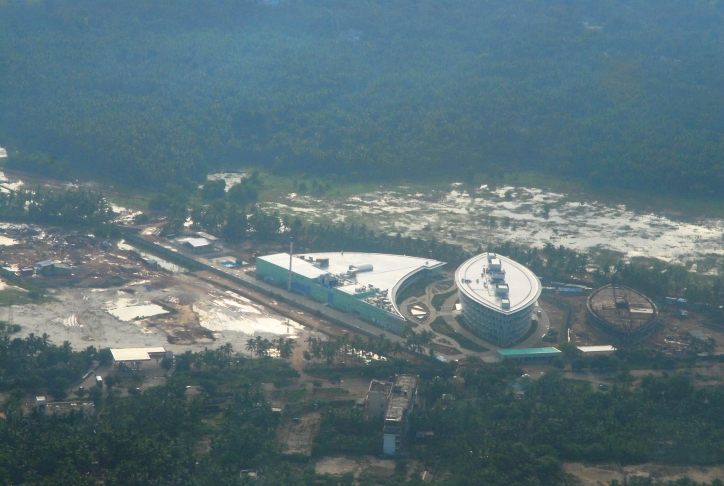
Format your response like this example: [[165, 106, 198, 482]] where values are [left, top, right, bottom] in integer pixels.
[[0, 187, 114, 227], [2, 335, 724, 484], [301, 331, 435, 366], [0, 332, 97, 403], [3, 0, 724, 197], [407, 367, 724, 485]]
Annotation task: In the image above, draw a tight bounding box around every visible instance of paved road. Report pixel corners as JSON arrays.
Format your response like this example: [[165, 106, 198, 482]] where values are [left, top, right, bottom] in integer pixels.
[[206, 258, 550, 360], [195, 259, 417, 349], [130, 234, 553, 361]]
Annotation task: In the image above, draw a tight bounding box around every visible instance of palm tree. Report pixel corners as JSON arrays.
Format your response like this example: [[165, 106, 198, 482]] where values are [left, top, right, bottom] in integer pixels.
[[254, 335, 264, 353], [245, 338, 257, 359], [275, 337, 286, 357], [280, 339, 296, 361], [322, 340, 338, 365], [255, 338, 271, 362], [221, 342, 233, 355], [220, 342, 233, 367]]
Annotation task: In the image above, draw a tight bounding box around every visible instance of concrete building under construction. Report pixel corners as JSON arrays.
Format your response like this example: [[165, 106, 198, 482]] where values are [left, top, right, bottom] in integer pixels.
[[586, 285, 658, 342], [363, 375, 419, 455], [382, 375, 418, 455]]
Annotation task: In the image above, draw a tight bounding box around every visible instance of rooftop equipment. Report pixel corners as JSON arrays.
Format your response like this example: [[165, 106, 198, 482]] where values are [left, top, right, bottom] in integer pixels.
[[496, 283, 509, 296], [350, 263, 373, 273], [489, 269, 506, 282], [501, 298, 511, 310]]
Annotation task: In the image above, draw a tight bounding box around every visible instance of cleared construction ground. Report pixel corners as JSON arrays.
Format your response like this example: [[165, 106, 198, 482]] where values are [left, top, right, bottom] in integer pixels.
[[587, 285, 658, 342]]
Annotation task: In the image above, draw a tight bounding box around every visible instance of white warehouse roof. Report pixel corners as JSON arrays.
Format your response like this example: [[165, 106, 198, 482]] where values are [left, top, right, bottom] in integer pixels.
[[455, 253, 541, 314], [183, 237, 213, 247], [578, 345, 616, 354], [257, 252, 445, 317], [111, 347, 167, 362]]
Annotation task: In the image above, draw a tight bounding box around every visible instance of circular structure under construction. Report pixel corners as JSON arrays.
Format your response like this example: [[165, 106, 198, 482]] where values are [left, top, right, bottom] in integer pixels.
[[586, 285, 658, 342], [455, 253, 541, 347]]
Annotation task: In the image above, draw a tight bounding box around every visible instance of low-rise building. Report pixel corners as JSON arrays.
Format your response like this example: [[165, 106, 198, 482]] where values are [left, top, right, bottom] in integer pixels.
[[35, 260, 73, 276], [182, 237, 214, 254], [195, 232, 218, 242], [577, 345, 616, 356], [496, 347, 562, 363], [110, 347, 169, 370], [382, 375, 418, 455], [53, 263, 73, 276], [36, 396, 47, 414], [36, 260, 58, 274], [364, 380, 392, 419]]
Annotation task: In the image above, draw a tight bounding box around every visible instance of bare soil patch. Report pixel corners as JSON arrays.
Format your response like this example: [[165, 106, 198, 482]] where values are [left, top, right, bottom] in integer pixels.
[[564, 462, 724, 485], [315, 456, 396, 478], [278, 411, 320, 456]]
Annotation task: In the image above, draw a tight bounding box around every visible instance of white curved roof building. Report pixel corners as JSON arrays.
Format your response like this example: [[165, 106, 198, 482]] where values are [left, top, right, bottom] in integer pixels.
[[256, 252, 445, 334], [455, 253, 541, 346]]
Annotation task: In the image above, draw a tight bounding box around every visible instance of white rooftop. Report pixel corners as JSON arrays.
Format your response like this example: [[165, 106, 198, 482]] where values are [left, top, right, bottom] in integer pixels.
[[455, 253, 541, 313], [183, 237, 213, 247], [195, 232, 218, 241], [578, 345, 616, 353], [111, 347, 167, 362], [258, 252, 445, 317]]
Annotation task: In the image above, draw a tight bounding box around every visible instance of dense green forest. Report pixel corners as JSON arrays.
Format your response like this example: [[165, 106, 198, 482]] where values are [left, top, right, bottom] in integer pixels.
[[3, 338, 724, 485], [1, 0, 724, 194], [410, 367, 724, 484]]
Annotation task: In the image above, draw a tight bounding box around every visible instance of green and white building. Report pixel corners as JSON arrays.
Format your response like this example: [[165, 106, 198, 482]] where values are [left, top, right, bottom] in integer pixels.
[[256, 252, 445, 335], [497, 347, 562, 362]]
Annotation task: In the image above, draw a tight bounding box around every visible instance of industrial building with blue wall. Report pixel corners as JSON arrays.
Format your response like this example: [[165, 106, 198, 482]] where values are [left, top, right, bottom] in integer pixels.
[[256, 252, 445, 335]]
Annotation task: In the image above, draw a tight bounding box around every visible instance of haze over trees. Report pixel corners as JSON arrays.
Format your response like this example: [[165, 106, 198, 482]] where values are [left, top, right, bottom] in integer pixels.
[[3, 339, 724, 485], [1, 0, 724, 195]]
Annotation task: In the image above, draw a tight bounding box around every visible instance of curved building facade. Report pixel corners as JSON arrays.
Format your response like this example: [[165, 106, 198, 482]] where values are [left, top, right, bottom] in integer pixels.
[[455, 253, 541, 346], [256, 252, 445, 335]]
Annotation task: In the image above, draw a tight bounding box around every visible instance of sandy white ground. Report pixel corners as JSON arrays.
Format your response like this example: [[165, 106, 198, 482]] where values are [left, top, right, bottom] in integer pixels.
[[4, 274, 310, 354], [263, 184, 724, 269]]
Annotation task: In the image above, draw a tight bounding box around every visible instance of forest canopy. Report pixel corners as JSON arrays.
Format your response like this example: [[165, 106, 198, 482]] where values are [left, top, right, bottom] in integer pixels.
[[1, 0, 724, 194]]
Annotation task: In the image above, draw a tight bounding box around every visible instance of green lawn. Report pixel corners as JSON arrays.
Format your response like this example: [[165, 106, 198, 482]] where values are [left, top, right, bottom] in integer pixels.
[[430, 316, 488, 352], [0, 289, 54, 307], [431, 288, 458, 311]]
